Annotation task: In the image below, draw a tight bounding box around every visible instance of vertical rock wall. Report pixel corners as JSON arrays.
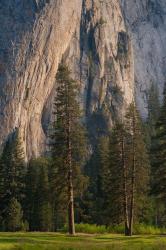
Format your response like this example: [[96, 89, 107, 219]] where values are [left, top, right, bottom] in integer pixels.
[[121, 0, 166, 117], [3, 0, 165, 157]]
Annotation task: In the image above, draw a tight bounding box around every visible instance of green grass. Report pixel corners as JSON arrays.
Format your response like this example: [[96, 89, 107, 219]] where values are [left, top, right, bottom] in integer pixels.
[[0, 233, 166, 250], [63, 224, 108, 234], [63, 223, 166, 235]]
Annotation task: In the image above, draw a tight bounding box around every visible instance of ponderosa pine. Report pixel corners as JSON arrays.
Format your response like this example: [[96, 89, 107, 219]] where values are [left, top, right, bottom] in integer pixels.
[[125, 103, 150, 236], [50, 63, 87, 235]]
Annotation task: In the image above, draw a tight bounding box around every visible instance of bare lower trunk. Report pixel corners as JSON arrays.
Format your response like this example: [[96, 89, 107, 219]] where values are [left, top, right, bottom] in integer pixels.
[[67, 108, 75, 235], [129, 108, 136, 236], [129, 179, 134, 236], [129, 152, 135, 236], [68, 169, 75, 235], [121, 134, 130, 236]]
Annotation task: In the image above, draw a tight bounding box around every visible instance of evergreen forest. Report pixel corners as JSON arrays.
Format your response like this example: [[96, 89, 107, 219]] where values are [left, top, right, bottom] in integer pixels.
[[0, 64, 165, 237]]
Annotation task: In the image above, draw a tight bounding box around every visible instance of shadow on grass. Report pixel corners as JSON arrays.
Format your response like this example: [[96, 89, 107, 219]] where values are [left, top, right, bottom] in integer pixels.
[[0, 233, 166, 250], [0, 237, 21, 244]]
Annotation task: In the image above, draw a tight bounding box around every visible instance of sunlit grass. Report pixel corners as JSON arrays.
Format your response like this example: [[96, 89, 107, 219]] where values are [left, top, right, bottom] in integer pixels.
[[0, 233, 165, 250], [63, 223, 166, 235]]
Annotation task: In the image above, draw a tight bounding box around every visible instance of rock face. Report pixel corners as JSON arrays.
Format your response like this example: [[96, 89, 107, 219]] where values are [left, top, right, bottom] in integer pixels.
[[0, 0, 165, 158], [121, 0, 166, 117], [0, 0, 83, 158]]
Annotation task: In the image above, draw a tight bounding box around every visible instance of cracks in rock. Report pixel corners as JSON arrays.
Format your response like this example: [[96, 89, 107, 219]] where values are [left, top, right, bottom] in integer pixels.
[[80, 0, 102, 116]]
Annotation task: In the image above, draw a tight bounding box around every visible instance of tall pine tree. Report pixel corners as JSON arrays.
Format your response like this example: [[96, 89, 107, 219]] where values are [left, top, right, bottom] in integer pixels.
[[50, 64, 87, 234], [124, 103, 150, 235]]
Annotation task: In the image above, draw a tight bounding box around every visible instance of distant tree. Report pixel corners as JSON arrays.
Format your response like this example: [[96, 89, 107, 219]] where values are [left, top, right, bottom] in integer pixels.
[[24, 158, 39, 231], [147, 84, 160, 135], [93, 132, 125, 227], [0, 129, 25, 231], [151, 86, 166, 226], [50, 64, 87, 234], [139, 84, 161, 226], [85, 136, 110, 225], [145, 84, 160, 149], [73, 164, 89, 224], [5, 197, 23, 232], [25, 158, 52, 231], [84, 123, 129, 232], [36, 162, 52, 231], [96, 136, 110, 225]]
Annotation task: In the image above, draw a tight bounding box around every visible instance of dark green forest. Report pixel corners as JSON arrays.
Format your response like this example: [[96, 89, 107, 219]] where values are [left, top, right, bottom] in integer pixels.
[[0, 64, 165, 236]]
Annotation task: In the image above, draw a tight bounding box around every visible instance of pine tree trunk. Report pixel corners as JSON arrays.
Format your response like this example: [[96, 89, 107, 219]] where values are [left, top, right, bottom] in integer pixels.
[[121, 135, 130, 236], [129, 173, 134, 236], [68, 169, 75, 235], [54, 206, 58, 232], [67, 113, 75, 235], [129, 159, 135, 236], [129, 110, 136, 236]]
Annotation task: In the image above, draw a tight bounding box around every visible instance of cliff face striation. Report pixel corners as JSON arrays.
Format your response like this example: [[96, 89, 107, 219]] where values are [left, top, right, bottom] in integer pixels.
[[0, 0, 165, 158], [121, 0, 166, 117], [0, 0, 83, 158]]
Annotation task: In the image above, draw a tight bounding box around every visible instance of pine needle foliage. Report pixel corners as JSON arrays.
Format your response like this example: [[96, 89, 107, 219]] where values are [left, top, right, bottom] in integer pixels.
[[49, 64, 87, 234]]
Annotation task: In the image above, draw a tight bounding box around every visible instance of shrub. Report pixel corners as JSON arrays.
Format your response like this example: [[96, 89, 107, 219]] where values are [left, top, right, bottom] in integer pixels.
[[133, 224, 165, 235], [76, 224, 107, 234], [62, 224, 107, 234], [62, 223, 166, 235], [108, 224, 124, 234], [109, 223, 166, 235]]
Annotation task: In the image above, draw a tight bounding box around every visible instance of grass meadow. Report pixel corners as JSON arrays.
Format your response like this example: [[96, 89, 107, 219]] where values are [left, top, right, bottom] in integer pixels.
[[0, 232, 166, 250]]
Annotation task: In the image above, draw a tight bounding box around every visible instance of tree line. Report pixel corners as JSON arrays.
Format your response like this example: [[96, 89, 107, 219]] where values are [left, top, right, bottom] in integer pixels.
[[0, 64, 165, 235]]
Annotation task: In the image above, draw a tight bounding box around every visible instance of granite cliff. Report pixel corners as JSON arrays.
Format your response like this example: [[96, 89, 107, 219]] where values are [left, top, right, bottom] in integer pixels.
[[0, 0, 165, 158], [121, 0, 166, 117]]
